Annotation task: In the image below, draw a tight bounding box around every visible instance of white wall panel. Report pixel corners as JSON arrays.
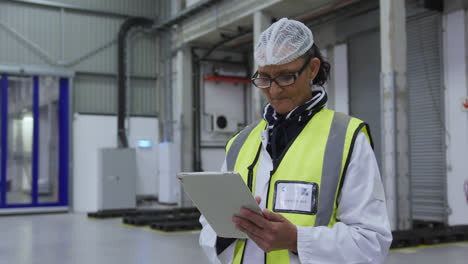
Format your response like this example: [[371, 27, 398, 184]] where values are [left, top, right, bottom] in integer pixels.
[[0, 2, 61, 65], [73, 115, 116, 212], [443, 10, 468, 226], [0, 1, 159, 115], [201, 80, 246, 145], [130, 33, 158, 77], [74, 74, 117, 114], [130, 78, 158, 115], [74, 74, 157, 115], [0, 2, 158, 70], [73, 115, 159, 212], [201, 148, 225, 171], [128, 117, 159, 197], [64, 12, 121, 73]]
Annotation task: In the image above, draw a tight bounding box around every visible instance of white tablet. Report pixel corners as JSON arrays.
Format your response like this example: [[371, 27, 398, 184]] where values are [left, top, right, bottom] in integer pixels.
[[177, 171, 263, 239]]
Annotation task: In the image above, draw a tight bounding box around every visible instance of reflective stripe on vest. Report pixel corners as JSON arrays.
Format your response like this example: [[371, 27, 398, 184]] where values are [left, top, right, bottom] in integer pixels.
[[315, 112, 350, 226], [226, 120, 262, 172], [225, 109, 371, 264]]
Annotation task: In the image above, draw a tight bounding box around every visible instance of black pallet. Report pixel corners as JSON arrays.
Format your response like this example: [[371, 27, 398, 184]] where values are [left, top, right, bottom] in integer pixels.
[[87, 209, 137, 219], [440, 226, 468, 243], [150, 219, 202, 232], [122, 209, 173, 217], [123, 212, 201, 226], [89, 208, 202, 232], [413, 220, 445, 230], [136, 195, 158, 203], [130, 207, 199, 217], [391, 230, 419, 249], [391, 224, 468, 249], [449, 225, 468, 241], [89, 207, 200, 219], [416, 228, 458, 245]]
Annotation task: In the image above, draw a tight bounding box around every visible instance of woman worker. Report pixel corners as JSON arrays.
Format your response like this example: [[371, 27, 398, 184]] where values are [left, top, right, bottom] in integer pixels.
[[199, 18, 392, 264]]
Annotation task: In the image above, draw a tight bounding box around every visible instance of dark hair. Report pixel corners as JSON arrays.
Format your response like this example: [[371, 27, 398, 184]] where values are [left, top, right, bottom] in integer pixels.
[[302, 44, 331, 87]]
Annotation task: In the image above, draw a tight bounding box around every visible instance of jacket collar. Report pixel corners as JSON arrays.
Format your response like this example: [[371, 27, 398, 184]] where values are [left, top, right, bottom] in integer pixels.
[[263, 86, 328, 128]]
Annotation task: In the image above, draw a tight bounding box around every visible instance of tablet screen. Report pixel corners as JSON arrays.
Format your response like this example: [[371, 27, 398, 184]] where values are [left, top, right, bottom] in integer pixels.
[[177, 171, 262, 239]]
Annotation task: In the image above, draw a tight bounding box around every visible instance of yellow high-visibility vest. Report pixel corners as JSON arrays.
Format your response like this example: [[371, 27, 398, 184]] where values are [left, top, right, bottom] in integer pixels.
[[225, 108, 373, 264]]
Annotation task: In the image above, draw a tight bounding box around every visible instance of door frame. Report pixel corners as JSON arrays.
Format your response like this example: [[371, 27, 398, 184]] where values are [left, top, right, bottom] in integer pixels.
[[0, 74, 69, 214]]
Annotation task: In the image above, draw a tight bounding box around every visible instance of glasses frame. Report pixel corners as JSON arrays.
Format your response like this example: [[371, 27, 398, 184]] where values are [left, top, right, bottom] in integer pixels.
[[251, 55, 313, 89]]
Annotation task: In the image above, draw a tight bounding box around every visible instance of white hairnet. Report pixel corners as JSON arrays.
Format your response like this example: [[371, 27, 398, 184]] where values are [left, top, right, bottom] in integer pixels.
[[254, 18, 314, 66]]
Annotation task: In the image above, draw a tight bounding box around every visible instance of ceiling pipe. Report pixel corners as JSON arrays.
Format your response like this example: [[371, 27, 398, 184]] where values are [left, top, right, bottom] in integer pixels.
[[117, 0, 222, 148], [199, 27, 253, 61], [117, 18, 153, 148]]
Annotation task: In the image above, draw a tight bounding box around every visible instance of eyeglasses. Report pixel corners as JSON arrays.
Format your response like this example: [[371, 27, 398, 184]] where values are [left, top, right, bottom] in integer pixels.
[[251, 55, 312, 89]]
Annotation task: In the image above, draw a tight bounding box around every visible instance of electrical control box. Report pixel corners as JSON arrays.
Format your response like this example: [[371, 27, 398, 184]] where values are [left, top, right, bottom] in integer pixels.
[[97, 148, 137, 210]]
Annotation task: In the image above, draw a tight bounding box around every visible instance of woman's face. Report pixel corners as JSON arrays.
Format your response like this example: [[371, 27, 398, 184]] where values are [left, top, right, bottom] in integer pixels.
[[257, 57, 320, 115]]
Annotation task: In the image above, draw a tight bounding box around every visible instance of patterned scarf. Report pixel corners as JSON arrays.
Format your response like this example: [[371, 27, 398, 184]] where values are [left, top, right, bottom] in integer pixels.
[[263, 87, 328, 168]]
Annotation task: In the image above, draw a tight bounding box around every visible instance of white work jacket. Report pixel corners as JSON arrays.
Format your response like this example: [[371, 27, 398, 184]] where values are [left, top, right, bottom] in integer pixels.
[[199, 131, 393, 264]]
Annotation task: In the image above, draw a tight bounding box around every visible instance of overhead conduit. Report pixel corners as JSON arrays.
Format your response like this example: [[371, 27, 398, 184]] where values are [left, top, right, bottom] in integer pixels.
[[117, 18, 153, 148], [117, 0, 222, 148]]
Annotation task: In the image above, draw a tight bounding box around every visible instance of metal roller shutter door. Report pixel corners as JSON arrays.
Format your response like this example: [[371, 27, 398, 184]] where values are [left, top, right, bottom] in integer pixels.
[[407, 12, 446, 223]]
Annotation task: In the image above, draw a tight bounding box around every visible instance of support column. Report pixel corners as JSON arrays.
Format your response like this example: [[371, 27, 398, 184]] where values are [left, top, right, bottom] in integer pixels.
[[175, 48, 194, 172], [331, 44, 349, 114], [252, 11, 272, 120], [380, 0, 410, 230], [175, 48, 194, 207]]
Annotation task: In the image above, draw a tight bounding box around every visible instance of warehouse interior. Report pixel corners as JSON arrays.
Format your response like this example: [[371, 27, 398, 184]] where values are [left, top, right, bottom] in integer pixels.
[[1, 0, 468, 263]]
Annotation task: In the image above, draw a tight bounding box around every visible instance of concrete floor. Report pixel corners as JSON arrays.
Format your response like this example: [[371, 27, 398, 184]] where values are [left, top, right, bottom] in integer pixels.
[[0, 213, 209, 264], [1, 213, 467, 264]]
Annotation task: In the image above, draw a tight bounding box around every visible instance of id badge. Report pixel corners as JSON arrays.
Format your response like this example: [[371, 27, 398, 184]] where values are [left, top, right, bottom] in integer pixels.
[[273, 181, 318, 215]]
